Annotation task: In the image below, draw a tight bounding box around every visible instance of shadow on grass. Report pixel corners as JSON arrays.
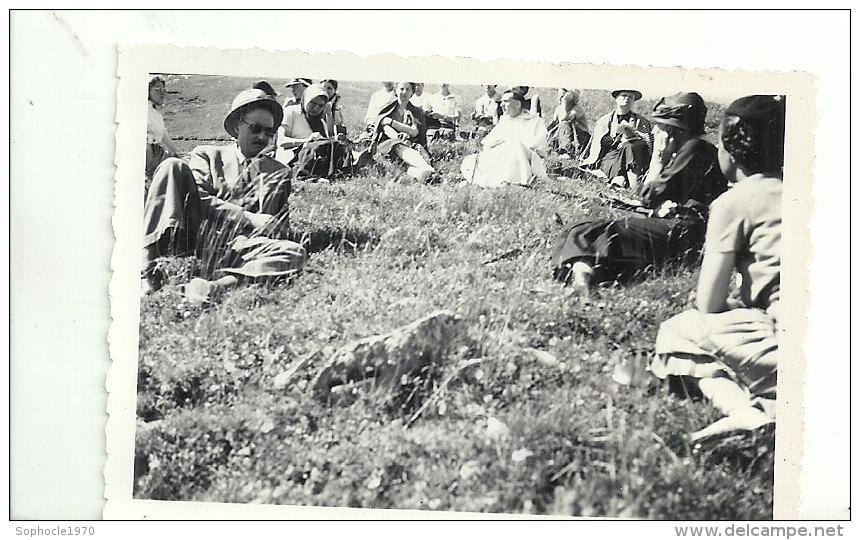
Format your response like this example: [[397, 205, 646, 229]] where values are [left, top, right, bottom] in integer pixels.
[[291, 227, 380, 256]]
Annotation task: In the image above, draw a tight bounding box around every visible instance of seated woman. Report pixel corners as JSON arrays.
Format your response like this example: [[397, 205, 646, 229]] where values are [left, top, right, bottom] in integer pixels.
[[145, 75, 181, 182], [320, 78, 347, 137], [551, 92, 726, 288], [647, 95, 785, 441], [283, 77, 312, 107], [141, 89, 305, 302], [276, 84, 352, 179], [369, 81, 435, 183], [579, 89, 652, 192], [547, 88, 591, 157], [460, 88, 549, 188]]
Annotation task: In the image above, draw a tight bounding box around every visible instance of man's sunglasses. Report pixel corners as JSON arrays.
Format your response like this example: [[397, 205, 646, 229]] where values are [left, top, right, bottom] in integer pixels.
[[240, 118, 278, 137]]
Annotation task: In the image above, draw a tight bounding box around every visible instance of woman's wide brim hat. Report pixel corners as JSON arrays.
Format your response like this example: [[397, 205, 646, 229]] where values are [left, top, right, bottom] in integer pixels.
[[651, 92, 707, 133], [223, 89, 284, 138], [611, 89, 643, 101], [284, 77, 312, 88]]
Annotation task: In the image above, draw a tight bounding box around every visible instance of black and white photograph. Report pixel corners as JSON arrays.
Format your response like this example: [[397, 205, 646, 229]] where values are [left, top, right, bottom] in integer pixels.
[[105, 39, 815, 519], [9, 10, 850, 526]]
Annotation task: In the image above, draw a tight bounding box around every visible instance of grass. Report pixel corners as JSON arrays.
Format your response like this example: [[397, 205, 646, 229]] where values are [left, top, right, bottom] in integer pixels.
[[136, 75, 774, 518]]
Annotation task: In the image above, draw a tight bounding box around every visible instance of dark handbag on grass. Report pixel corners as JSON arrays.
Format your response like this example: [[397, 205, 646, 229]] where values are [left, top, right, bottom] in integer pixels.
[[292, 139, 354, 179]]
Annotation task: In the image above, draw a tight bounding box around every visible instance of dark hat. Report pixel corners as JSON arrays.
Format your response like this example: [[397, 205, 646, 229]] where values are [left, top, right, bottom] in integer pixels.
[[252, 80, 279, 98], [611, 89, 643, 101], [502, 87, 527, 104], [651, 92, 707, 134], [223, 89, 284, 138], [284, 77, 312, 88], [725, 95, 786, 126]]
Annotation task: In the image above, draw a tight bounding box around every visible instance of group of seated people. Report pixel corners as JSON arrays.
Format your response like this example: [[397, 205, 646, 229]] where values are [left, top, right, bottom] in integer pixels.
[[142, 76, 785, 441]]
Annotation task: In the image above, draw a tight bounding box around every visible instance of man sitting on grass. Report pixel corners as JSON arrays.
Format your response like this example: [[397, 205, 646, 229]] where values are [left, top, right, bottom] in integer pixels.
[[579, 89, 653, 192], [141, 88, 306, 304], [470, 84, 502, 138], [425, 83, 462, 141], [460, 87, 549, 188]]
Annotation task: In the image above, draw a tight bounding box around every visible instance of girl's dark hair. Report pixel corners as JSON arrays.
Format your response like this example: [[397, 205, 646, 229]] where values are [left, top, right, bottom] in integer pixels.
[[720, 114, 785, 174], [398, 82, 416, 92], [322, 79, 339, 91], [720, 95, 786, 174], [148, 75, 166, 104], [252, 80, 278, 98]]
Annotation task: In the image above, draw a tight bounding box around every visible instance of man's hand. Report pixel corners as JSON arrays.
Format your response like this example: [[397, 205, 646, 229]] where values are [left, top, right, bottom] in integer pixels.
[[245, 211, 277, 234], [618, 120, 636, 138]]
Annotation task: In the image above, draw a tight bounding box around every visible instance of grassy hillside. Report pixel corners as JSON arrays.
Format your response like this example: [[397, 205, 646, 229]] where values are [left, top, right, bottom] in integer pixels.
[[136, 75, 773, 517]]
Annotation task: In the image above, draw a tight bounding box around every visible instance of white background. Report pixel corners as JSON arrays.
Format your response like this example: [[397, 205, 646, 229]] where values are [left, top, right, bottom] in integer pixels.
[[7, 9, 852, 521]]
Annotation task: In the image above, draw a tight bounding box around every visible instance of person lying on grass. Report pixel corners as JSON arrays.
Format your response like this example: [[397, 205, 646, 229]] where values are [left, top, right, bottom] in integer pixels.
[[276, 84, 353, 179], [579, 88, 652, 192], [648, 95, 785, 441], [141, 88, 306, 303], [551, 92, 727, 290], [368, 81, 436, 183], [460, 87, 549, 188]]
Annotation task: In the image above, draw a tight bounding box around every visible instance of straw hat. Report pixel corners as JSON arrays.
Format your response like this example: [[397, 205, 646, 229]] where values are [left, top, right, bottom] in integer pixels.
[[223, 89, 284, 138]]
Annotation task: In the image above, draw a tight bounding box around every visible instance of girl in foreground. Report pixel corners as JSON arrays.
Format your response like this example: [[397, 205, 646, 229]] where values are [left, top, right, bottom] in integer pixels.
[[648, 95, 785, 441]]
